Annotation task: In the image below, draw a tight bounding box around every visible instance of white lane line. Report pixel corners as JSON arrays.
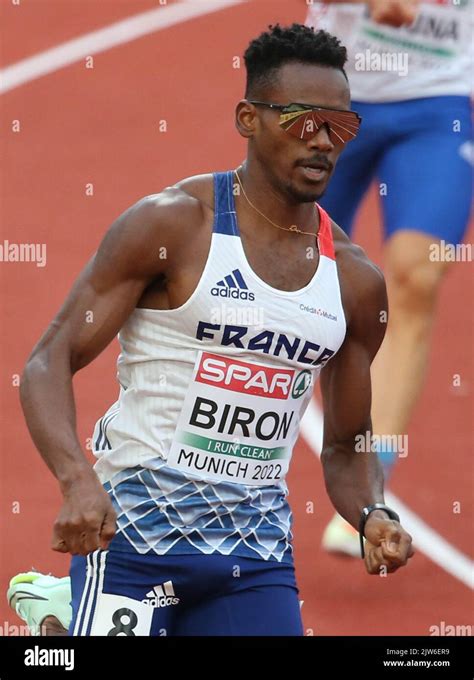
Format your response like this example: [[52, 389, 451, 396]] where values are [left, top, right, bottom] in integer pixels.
[[384, 491, 474, 590], [0, 0, 245, 94], [300, 398, 474, 590]]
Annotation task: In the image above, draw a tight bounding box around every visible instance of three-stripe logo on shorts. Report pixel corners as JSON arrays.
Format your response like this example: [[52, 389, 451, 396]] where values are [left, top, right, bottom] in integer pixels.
[[73, 549, 108, 636], [143, 581, 179, 608]]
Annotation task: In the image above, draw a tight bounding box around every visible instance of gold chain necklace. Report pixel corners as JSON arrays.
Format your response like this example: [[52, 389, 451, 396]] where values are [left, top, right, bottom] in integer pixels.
[[234, 168, 318, 237]]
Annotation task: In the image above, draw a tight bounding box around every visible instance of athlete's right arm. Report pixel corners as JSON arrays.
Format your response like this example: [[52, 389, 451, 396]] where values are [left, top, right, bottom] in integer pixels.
[[20, 189, 203, 556]]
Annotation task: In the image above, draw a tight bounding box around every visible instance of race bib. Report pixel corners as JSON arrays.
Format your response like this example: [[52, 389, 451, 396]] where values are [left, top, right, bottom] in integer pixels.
[[88, 594, 153, 637], [167, 352, 313, 486], [354, 3, 467, 73]]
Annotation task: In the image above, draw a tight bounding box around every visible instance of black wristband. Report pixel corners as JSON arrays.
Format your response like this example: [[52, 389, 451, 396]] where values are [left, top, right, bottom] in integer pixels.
[[359, 503, 400, 559]]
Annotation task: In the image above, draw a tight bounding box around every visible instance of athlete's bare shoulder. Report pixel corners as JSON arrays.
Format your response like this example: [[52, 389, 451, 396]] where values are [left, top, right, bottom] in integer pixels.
[[173, 173, 215, 211], [132, 172, 214, 234], [330, 220, 387, 335], [99, 173, 215, 280], [141, 173, 214, 247]]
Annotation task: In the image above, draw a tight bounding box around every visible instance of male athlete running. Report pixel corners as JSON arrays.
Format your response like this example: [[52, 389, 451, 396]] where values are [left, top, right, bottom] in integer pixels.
[[11, 24, 413, 636]]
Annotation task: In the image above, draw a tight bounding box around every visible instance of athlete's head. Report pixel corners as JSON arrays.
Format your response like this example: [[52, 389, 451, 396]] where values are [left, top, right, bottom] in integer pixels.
[[237, 24, 358, 202]]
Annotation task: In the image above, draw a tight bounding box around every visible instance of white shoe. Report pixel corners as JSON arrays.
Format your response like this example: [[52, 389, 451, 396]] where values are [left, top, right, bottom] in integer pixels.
[[7, 572, 72, 635], [321, 514, 361, 558]]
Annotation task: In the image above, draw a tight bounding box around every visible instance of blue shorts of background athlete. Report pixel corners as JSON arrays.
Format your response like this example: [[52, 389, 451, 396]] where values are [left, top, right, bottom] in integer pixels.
[[320, 96, 472, 243], [69, 550, 303, 636]]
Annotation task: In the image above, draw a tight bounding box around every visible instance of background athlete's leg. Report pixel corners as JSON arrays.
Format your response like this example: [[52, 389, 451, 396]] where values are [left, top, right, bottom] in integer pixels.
[[319, 101, 384, 236], [372, 95, 472, 478]]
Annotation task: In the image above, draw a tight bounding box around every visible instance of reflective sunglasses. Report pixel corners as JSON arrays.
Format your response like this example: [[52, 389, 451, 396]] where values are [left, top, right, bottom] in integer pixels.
[[248, 101, 362, 145]]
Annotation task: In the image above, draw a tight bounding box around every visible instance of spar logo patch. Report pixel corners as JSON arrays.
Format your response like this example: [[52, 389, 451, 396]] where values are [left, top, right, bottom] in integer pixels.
[[195, 353, 294, 400], [291, 370, 313, 399]]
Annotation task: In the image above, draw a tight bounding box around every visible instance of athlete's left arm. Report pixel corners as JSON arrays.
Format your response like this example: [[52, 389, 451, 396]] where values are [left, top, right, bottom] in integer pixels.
[[320, 246, 414, 574]]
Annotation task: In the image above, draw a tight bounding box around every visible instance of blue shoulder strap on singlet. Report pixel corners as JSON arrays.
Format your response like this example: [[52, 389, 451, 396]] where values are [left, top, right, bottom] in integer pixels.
[[213, 171, 239, 235]]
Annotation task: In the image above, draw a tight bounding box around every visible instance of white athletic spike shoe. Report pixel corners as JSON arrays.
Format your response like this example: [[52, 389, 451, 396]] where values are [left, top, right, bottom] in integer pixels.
[[321, 513, 361, 558], [7, 572, 72, 635]]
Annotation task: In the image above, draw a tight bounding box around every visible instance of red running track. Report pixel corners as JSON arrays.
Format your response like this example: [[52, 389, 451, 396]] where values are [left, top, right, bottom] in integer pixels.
[[1, 0, 472, 635]]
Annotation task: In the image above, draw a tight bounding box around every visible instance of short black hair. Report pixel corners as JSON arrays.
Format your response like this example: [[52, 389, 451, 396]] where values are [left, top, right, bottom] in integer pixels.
[[244, 23, 347, 98]]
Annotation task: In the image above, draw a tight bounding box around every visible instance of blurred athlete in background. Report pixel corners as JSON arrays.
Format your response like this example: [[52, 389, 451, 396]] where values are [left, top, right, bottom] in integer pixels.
[[306, 0, 473, 555]]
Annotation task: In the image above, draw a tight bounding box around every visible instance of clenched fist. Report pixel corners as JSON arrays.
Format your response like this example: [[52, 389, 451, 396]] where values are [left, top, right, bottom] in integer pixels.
[[52, 468, 117, 556], [363, 514, 414, 574]]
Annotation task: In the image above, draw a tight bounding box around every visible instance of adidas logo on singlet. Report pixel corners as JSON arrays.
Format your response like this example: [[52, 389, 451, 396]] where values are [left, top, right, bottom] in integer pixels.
[[211, 269, 255, 301], [142, 581, 180, 608]]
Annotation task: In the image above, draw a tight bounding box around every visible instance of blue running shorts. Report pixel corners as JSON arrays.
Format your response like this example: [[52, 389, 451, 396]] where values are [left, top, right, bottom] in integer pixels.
[[320, 96, 472, 243], [69, 549, 303, 636]]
